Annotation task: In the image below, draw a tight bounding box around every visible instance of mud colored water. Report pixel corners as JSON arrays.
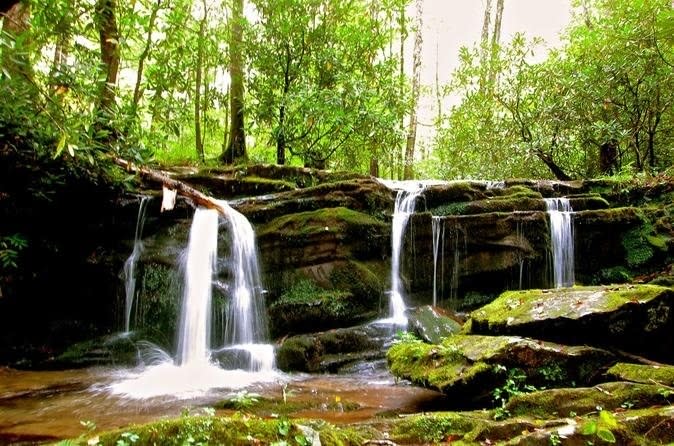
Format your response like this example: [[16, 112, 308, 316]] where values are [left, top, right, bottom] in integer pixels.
[[0, 367, 446, 443]]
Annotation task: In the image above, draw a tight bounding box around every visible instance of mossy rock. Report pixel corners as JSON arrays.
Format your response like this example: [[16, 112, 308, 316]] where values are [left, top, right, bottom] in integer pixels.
[[386, 334, 614, 406], [406, 305, 463, 344], [257, 207, 389, 274], [236, 178, 393, 225], [76, 413, 376, 446], [469, 284, 674, 362], [268, 278, 377, 337], [505, 382, 670, 418], [606, 362, 674, 386], [276, 323, 390, 373], [50, 331, 153, 368]]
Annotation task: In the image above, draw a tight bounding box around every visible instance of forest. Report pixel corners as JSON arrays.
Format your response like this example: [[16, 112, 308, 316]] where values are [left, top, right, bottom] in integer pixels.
[[1, 0, 672, 182], [3, 1, 674, 444]]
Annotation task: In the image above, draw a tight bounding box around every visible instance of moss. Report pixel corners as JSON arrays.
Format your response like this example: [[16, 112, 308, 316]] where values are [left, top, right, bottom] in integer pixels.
[[470, 284, 671, 327], [431, 202, 469, 216], [258, 207, 387, 239], [81, 414, 370, 446], [606, 362, 674, 386], [505, 382, 670, 419], [329, 261, 383, 301], [391, 412, 479, 443]]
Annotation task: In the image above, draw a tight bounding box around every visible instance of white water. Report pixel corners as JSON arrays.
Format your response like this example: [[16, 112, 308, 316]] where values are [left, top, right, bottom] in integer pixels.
[[108, 205, 278, 399], [388, 186, 425, 324], [432, 216, 443, 307], [122, 196, 149, 333], [545, 198, 575, 288], [176, 208, 220, 366]]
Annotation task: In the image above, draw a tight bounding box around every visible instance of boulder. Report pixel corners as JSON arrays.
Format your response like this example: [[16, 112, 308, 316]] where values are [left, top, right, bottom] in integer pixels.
[[406, 305, 463, 344], [505, 382, 670, 418], [387, 334, 614, 406], [469, 284, 674, 362], [275, 323, 393, 373]]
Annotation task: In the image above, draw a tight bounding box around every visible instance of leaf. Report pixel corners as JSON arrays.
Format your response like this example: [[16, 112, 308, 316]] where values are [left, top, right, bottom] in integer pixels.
[[596, 428, 616, 443], [54, 132, 67, 159], [599, 410, 619, 429], [67, 144, 75, 157], [581, 420, 597, 435]]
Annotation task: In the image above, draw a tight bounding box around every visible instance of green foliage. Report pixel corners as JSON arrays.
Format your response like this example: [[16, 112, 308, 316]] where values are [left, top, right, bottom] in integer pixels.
[[0, 234, 28, 269], [222, 391, 261, 411], [581, 409, 619, 443], [492, 366, 537, 420], [431, 0, 674, 180]]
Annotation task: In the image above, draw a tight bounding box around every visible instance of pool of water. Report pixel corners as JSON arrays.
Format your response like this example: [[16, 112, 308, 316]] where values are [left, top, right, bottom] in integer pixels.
[[0, 365, 447, 444]]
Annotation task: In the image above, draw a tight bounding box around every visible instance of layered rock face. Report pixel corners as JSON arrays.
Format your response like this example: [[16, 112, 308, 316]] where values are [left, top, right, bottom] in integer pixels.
[[2, 162, 673, 367]]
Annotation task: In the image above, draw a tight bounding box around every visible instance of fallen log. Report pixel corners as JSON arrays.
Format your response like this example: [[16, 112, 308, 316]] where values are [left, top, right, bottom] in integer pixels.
[[112, 157, 228, 215]]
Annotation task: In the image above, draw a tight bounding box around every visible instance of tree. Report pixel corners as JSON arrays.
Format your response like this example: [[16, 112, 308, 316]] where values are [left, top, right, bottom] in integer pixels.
[[95, 0, 120, 116], [403, 0, 423, 179], [221, 0, 246, 164], [249, 0, 408, 169]]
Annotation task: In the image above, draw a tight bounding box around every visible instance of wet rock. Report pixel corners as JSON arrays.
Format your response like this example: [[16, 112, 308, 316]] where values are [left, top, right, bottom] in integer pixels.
[[48, 332, 144, 368], [505, 382, 670, 418], [387, 334, 614, 406], [469, 284, 674, 362], [276, 323, 393, 373], [406, 305, 462, 344], [605, 362, 674, 386]]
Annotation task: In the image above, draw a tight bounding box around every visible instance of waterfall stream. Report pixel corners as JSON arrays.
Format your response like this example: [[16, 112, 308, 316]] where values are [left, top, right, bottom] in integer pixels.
[[109, 203, 277, 398], [389, 186, 425, 324], [122, 196, 149, 334], [545, 198, 575, 288]]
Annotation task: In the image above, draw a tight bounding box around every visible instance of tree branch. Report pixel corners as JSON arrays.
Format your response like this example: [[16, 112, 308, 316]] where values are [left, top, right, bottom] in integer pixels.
[[112, 157, 229, 215]]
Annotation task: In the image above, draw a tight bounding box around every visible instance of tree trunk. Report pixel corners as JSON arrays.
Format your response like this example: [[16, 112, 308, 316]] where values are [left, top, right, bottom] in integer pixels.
[[193, 0, 207, 162], [95, 0, 120, 114], [535, 149, 572, 181], [222, 0, 246, 164], [132, 0, 162, 109], [276, 105, 286, 165], [369, 157, 379, 177], [403, 0, 423, 180], [478, 0, 492, 90], [1, 1, 31, 80], [488, 0, 504, 89]]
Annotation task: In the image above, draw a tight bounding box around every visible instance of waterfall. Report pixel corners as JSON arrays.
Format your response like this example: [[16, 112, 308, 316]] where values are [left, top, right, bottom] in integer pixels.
[[220, 202, 273, 372], [176, 208, 219, 365], [389, 186, 425, 323], [122, 196, 149, 333], [432, 216, 444, 307], [109, 203, 278, 399], [545, 198, 575, 288]]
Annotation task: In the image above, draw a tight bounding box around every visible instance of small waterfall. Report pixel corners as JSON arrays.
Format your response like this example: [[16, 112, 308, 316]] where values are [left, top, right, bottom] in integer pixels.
[[545, 198, 575, 288], [122, 196, 149, 333], [176, 208, 219, 366], [389, 186, 425, 323], [432, 216, 444, 307], [108, 203, 278, 399], [221, 202, 273, 371]]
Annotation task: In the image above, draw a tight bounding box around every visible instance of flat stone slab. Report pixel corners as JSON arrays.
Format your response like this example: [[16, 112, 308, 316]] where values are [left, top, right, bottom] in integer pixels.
[[469, 285, 674, 362]]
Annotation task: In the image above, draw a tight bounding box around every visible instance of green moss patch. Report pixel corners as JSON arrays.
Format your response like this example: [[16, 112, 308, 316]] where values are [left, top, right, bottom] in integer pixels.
[[606, 362, 674, 386], [78, 413, 373, 446], [470, 284, 671, 327]]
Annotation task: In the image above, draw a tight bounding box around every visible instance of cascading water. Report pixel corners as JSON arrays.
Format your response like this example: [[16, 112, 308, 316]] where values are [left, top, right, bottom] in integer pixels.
[[122, 196, 149, 333], [108, 203, 278, 399], [545, 198, 575, 288], [389, 186, 425, 324], [219, 202, 274, 372], [175, 208, 219, 366], [432, 216, 444, 307]]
